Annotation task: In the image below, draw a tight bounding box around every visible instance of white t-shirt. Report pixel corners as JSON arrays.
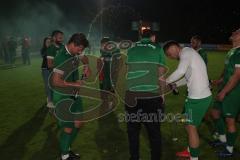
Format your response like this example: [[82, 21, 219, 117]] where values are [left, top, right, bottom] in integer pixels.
[[166, 47, 212, 99]]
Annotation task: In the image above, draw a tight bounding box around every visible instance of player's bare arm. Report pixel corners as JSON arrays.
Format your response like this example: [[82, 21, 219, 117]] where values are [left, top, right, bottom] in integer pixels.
[[217, 68, 240, 101], [52, 72, 84, 88]]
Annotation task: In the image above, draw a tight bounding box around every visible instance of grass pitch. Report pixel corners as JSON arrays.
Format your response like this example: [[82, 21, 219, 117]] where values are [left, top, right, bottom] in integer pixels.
[[0, 51, 240, 160]]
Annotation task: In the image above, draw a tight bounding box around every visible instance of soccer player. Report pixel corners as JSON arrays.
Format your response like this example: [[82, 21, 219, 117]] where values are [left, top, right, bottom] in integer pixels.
[[2, 36, 10, 64], [46, 30, 64, 108], [210, 28, 240, 158], [97, 37, 120, 108], [191, 35, 208, 66], [52, 33, 89, 160], [163, 41, 212, 160], [47, 30, 64, 69], [125, 29, 166, 160]]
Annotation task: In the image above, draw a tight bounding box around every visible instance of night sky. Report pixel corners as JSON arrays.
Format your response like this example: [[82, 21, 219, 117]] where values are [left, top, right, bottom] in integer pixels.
[[0, 0, 240, 43]]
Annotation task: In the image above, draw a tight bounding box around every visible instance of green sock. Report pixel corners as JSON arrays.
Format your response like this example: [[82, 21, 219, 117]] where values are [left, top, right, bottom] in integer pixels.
[[189, 147, 199, 158], [69, 128, 79, 147], [226, 131, 237, 146], [60, 130, 72, 155], [214, 118, 225, 135]]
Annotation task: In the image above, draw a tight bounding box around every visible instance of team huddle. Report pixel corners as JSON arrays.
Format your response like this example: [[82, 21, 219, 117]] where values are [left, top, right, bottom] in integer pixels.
[[40, 28, 240, 160]]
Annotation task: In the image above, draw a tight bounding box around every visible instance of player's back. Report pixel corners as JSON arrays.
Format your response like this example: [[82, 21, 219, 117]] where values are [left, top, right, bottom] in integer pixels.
[[126, 38, 165, 93], [128, 40, 162, 63], [181, 47, 211, 98]]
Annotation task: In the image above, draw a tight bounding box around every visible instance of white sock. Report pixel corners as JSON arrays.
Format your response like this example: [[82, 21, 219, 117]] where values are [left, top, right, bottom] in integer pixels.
[[187, 147, 190, 152], [191, 157, 198, 160], [226, 146, 233, 153], [62, 154, 69, 160], [219, 134, 227, 143], [213, 132, 219, 139]]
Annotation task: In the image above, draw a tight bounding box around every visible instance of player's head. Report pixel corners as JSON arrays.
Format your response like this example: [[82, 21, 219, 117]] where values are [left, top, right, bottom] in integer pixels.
[[141, 29, 152, 39], [51, 30, 64, 45], [67, 33, 89, 55], [42, 37, 52, 49], [100, 37, 110, 49], [191, 35, 202, 50], [163, 40, 181, 59], [230, 28, 240, 45]]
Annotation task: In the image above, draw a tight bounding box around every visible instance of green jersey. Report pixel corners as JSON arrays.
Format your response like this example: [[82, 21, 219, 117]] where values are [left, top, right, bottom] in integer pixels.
[[53, 46, 80, 101], [223, 47, 240, 90], [46, 43, 64, 60], [126, 38, 166, 92], [198, 48, 208, 65]]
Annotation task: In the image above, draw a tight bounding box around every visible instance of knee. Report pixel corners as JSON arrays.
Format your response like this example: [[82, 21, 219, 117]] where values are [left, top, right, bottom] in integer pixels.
[[211, 109, 221, 119], [185, 125, 197, 132], [226, 118, 236, 131]]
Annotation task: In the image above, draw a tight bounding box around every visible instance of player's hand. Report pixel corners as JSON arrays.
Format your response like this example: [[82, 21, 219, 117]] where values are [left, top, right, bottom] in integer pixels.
[[83, 66, 91, 78], [160, 95, 165, 104], [168, 83, 179, 95], [216, 91, 226, 101], [159, 77, 166, 82]]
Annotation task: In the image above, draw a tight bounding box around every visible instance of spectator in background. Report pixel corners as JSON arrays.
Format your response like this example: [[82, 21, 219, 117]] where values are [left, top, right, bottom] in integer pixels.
[[191, 35, 208, 66], [22, 36, 31, 65], [2, 36, 9, 64], [8, 36, 17, 64], [41, 37, 52, 107]]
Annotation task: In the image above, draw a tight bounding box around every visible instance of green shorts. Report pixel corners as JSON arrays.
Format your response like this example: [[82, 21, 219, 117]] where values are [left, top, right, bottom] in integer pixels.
[[222, 92, 240, 118], [53, 94, 83, 128], [184, 95, 212, 127], [212, 100, 222, 111], [214, 91, 240, 118]]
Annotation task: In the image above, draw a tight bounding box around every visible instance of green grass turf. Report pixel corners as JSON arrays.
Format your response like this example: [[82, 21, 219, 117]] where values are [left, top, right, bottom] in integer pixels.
[[0, 51, 240, 160]]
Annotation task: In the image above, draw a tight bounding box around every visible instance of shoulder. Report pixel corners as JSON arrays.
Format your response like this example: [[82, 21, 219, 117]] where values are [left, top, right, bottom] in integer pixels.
[[181, 47, 198, 60], [182, 47, 195, 55], [54, 48, 69, 62], [46, 45, 55, 52], [231, 48, 240, 60], [235, 47, 240, 54], [48, 44, 55, 49]]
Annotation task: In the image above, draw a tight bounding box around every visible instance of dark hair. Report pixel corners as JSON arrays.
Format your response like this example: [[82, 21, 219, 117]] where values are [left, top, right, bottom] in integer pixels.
[[163, 40, 180, 53], [41, 37, 51, 50], [101, 37, 110, 44], [191, 35, 202, 42], [51, 30, 64, 37], [141, 29, 152, 38], [68, 33, 89, 48]]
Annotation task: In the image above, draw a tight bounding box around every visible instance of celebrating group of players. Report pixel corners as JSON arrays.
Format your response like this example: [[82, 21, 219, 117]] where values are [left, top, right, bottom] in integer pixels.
[[40, 27, 240, 160]]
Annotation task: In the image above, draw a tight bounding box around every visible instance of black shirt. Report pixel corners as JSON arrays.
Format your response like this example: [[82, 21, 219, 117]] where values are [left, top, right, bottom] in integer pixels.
[[41, 48, 48, 69]]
